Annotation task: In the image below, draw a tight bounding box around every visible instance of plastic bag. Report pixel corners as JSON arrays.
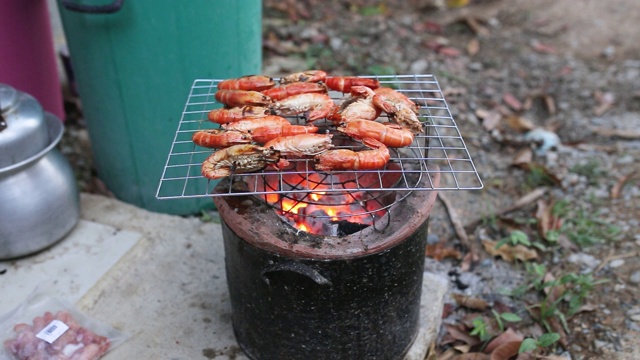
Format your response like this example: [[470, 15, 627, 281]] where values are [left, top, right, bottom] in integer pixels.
[[0, 282, 128, 360]]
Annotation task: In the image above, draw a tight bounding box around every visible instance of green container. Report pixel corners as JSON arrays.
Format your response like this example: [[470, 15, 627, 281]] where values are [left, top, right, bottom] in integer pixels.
[[57, 0, 262, 215]]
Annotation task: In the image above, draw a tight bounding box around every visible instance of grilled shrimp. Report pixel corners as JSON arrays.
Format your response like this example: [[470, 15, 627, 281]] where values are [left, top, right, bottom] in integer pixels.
[[207, 106, 271, 124], [264, 133, 334, 156], [279, 70, 327, 84], [374, 87, 419, 114], [192, 129, 253, 148], [217, 75, 276, 91], [222, 115, 291, 132], [372, 93, 424, 134], [251, 125, 319, 144], [215, 89, 273, 107], [201, 144, 281, 180], [261, 82, 328, 101], [272, 93, 335, 122], [325, 76, 380, 93], [328, 85, 380, 123], [314, 138, 390, 171], [337, 120, 414, 148]]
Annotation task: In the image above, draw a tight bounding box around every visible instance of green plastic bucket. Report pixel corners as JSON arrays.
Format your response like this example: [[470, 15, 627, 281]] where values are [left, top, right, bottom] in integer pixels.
[[57, 0, 262, 214]]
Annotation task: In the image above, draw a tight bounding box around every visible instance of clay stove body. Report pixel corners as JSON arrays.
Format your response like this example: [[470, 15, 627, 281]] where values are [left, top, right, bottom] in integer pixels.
[[213, 172, 439, 360]]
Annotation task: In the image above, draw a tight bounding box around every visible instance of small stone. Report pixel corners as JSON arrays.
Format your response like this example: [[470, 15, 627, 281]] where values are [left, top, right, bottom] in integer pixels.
[[567, 253, 600, 270], [410, 59, 429, 74], [329, 37, 343, 51], [426, 233, 440, 244], [468, 62, 483, 71], [629, 270, 640, 284], [609, 259, 625, 268], [593, 339, 610, 349], [631, 314, 640, 322], [616, 154, 634, 165]]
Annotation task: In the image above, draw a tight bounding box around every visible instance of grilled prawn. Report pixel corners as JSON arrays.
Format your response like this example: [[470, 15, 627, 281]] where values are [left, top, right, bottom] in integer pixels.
[[314, 138, 390, 171], [201, 144, 281, 180], [264, 133, 334, 157], [192, 129, 253, 148], [207, 106, 271, 124], [217, 75, 276, 91], [337, 120, 414, 148], [222, 115, 291, 133], [261, 82, 328, 101], [325, 76, 380, 93], [251, 125, 319, 144], [279, 70, 327, 84], [373, 87, 419, 114], [328, 85, 380, 123], [372, 93, 424, 134], [272, 93, 335, 122], [215, 89, 273, 107]]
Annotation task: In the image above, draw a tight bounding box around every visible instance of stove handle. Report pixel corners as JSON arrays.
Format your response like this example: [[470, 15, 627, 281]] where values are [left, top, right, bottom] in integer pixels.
[[62, 0, 124, 14], [261, 261, 332, 287]]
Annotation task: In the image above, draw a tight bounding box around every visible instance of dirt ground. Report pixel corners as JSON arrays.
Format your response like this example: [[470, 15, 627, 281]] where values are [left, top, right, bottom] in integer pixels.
[[60, 0, 640, 358], [258, 0, 640, 359]]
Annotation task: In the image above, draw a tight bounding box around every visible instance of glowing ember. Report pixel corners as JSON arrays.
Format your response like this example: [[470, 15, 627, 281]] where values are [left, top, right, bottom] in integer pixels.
[[252, 160, 400, 236], [262, 190, 388, 235]]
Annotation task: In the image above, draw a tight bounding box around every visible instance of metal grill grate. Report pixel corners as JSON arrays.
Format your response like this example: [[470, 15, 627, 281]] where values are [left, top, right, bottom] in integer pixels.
[[156, 74, 483, 201]]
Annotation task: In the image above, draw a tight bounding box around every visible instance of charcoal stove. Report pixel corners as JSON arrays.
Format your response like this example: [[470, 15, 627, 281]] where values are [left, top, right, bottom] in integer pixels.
[[157, 74, 483, 360]]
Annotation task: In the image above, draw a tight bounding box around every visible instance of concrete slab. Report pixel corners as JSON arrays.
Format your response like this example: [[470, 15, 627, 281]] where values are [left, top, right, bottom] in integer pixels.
[[0, 220, 141, 314], [77, 193, 446, 360]]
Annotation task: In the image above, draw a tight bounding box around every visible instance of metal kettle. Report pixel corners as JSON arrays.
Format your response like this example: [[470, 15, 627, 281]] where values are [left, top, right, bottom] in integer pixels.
[[0, 84, 79, 259]]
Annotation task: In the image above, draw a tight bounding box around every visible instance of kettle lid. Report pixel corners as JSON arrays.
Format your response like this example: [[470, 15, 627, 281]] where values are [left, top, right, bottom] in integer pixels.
[[0, 84, 50, 168]]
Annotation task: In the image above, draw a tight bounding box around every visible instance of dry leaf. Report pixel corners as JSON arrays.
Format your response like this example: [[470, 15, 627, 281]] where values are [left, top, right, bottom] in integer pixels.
[[547, 317, 568, 348], [467, 38, 480, 56], [476, 109, 502, 131], [543, 94, 557, 115], [530, 40, 556, 54], [542, 272, 565, 303], [503, 93, 523, 112], [594, 91, 615, 116], [426, 243, 462, 260], [535, 199, 562, 241], [454, 344, 472, 354], [425, 341, 439, 360], [489, 341, 522, 360], [452, 293, 489, 311], [447, 0, 470, 8], [444, 324, 482, 346], [482, 239, 538, 263], [512, 148, 533, 167], [611, 170, 637, 199], [438, 348, 460, 360], [484, 328, 524, 354], [452, 353, 490, 360], [439, 46, 463, 57], [505, 115, 535, 132]]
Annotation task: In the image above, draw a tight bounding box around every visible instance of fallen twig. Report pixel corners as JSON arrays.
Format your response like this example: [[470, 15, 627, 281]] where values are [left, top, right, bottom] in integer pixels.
[[438, 192, 470, 247], [591, 126, 640, 140], [464, 187, 548, 231], [611, 170, 637, 199], [594, 250, 640, 273]]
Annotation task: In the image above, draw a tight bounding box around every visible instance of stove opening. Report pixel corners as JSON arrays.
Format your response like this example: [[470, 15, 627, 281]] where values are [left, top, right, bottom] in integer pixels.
[[254, 161, 402, 236]]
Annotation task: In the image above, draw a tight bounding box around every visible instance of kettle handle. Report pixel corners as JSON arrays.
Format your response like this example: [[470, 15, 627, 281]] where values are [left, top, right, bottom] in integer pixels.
[[61, 0, 124, 14], [261, 261, 332, 286]]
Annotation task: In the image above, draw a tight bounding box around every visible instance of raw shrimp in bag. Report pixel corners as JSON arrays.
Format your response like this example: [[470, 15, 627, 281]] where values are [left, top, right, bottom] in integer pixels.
[[0, 283, 127, 360]]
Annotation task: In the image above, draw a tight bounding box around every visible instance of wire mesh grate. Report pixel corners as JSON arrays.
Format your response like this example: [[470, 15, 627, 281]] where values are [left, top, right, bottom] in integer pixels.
[[156, 74, 483, 200]]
